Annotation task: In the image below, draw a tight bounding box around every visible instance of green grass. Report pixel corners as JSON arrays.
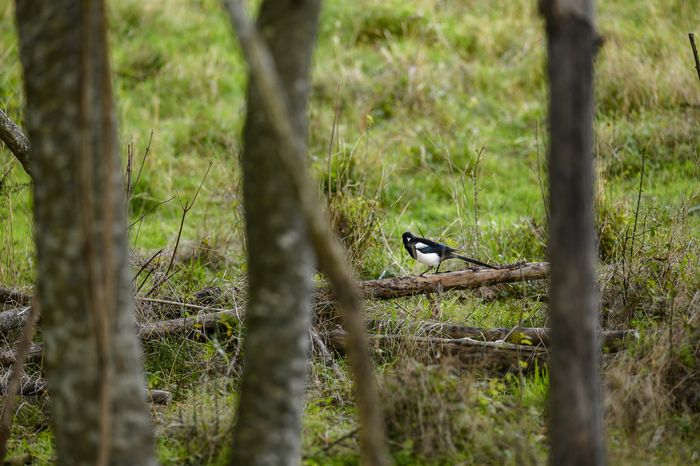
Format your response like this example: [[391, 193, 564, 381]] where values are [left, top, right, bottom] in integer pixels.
[[1, 0, 699, 463]]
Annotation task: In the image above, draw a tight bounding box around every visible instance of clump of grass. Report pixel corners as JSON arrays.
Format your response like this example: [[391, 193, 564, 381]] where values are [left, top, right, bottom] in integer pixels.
[[156, 379, 235, 465], [604, 309, 700, 456], [380, 361, 546, 465], [328, 193, 380, 275]]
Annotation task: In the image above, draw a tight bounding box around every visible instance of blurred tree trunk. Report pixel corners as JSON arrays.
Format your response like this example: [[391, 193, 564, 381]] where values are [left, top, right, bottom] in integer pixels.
[[230, 0, 321, 464], [541, 0, 605, 465], [15, 1, 156, 465]]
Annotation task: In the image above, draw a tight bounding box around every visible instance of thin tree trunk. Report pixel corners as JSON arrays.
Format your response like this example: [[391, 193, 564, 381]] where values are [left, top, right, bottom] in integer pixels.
[[15, 1, 156, 465], [541, 0, 605, 464], [229, 1, 321, 464]]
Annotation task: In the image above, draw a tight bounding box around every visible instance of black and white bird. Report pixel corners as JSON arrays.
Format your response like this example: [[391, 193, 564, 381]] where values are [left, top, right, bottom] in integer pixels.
[[402, 231, 496, 275]]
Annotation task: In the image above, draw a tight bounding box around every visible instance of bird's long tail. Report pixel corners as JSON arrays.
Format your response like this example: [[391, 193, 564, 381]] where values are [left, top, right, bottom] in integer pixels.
[[453, 254, 497, 269]]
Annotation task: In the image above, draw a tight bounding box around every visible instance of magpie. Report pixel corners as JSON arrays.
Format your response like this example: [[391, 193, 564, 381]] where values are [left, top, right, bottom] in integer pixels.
[[402, 231, 496, 275]]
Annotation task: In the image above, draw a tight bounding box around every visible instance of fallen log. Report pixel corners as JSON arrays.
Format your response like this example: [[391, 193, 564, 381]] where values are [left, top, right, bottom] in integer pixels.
[[0, 109, 32, 180], [325, 330, 547, 371], [0, 307, 31, 333], [377, 321, 639, 350], [356, 262, 550, 300], [138, 307, 241, 339], [0, 343, 43, 366], [324, 325, 639, 370], [0, 263, 548, 332], [0, 373, 172, 405]]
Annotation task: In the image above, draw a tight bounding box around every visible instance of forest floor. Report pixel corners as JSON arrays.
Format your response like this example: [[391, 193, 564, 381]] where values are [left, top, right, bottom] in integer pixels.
[[1, 0, 699, 464]]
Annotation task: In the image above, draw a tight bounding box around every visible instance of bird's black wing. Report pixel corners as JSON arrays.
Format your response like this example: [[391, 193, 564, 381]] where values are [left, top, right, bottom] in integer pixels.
[[412, 236, 452, 257]]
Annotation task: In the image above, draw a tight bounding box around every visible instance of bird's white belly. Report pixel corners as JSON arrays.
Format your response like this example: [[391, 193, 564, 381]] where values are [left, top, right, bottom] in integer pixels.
[[415, 250, 441, 266]]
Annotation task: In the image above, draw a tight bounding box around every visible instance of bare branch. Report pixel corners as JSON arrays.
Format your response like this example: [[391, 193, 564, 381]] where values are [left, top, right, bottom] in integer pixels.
[[689, 33, 700, 82], [0, 109, 32, 180]]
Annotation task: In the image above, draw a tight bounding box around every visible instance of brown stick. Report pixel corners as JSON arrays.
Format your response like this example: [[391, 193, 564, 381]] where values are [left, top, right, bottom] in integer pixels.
[[222, 2, 390, 464], [0, 110, 32, 179], [689, 33, 700, 82]]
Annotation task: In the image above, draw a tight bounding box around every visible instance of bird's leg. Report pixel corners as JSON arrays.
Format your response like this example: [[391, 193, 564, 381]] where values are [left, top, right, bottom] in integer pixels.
[[434, 262, 442, 274], [420, 266, 433, 276]]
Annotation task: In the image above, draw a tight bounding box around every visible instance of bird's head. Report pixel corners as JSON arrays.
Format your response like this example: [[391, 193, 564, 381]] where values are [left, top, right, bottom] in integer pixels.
[[402, 231, 413, 245]]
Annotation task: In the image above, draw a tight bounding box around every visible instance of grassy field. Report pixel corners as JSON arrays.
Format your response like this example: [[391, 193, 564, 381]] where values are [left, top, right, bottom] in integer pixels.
[[1, 0, 699, 464]]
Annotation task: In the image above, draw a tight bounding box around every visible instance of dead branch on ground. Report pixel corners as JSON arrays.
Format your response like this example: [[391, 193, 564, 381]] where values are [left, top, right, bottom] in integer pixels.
[[369, 320, 638, 350], [325, 330, 547, 372], [0, 373, 172, 405]]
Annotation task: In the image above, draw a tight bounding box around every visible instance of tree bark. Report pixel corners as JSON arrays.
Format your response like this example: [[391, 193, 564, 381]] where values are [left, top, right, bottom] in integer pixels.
[[15, 2, 156, 465], [541, 0, 605, 464], [228, 1, 321, 464]]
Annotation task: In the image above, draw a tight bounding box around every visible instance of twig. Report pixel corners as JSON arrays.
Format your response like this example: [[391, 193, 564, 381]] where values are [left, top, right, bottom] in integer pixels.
[[0, 298, 40, 462], [147, 163, 211, 297], [327, 84, 341, 199], [125, 140, 134, 201], [311, 329, 346, 381], [629, 149, 646, 258], [689, 33, 700, 82], [138, 296, 236, 314], [322, 428, 359, 452], [164, 163, 212, 278], [534, 120, 549, 225], [222, 2, 390, 464], [131, 130, 154, 194], [128, 195, 176, 229], [133, 249, 164, 284], [472, 146, 485, 249]]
